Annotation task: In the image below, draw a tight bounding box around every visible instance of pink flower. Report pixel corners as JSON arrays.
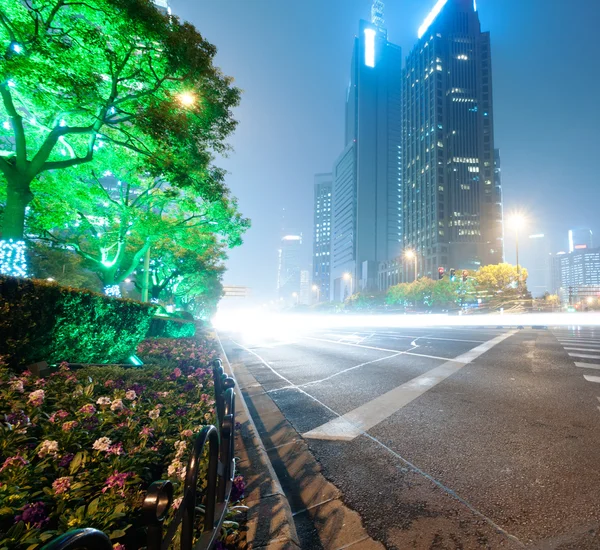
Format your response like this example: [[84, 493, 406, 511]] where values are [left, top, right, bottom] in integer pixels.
[[78, 404, 96, 415], [0, 455, 28, 473], [173, 368, 182, 378], [62, 420, 78, 432], [53, 476, 71, 495], [172, 496, 183, 510], [149, 409, 160, 420], [180, 429, 193, 438], [102, 471, 132, 495], [28, 389, 45, 407], [107, 443, 124, 456], [139, 426, 153, 437], [9, 379, 24, 393], [104, 380, 115, 388], [49, 410, 69, 423], [113, 544, 126, 550], [125, 390, 136, 400], [96, 396, 111, 407]]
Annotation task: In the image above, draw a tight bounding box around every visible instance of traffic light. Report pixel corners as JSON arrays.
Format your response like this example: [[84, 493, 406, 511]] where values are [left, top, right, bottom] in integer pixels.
[[450, 269, 456, 282], [438, 267, 445, 280], [462, 270, 468, 282]]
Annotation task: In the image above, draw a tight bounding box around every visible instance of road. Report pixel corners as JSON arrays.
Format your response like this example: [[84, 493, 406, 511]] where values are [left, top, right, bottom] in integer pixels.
[[220, 325, 600, 549]]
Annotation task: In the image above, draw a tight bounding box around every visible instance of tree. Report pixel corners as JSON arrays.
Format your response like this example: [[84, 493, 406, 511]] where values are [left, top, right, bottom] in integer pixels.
[[0, 0, 240, 273], [474, 263, 528, 295], [27, 156, 248, 293]]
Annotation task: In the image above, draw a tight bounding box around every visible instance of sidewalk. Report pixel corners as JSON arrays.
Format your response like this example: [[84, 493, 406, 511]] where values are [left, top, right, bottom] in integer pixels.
[[220, 338, 384, 550]]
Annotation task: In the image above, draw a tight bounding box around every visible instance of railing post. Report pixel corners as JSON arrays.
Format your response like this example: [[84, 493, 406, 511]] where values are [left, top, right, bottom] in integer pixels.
[[142, 481, 173, 550]]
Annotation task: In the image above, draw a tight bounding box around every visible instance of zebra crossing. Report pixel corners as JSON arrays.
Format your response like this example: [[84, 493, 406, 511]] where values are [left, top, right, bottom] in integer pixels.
[[554, 327, 600, 410]]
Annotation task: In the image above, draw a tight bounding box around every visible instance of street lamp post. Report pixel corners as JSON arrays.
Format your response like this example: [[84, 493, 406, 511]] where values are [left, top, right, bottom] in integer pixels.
[[404, 249, 418, 282], [508, 214, 526, 290]]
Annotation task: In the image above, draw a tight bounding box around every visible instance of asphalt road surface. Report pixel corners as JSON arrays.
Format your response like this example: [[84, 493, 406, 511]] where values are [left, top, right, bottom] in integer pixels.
[[221, 325, 600, 549]]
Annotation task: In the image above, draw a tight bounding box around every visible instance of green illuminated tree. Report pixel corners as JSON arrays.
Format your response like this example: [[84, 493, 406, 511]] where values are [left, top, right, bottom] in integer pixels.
[[474, 263, 528, 295], [0, 0, 240, 264], [28, 156, 248, 290]]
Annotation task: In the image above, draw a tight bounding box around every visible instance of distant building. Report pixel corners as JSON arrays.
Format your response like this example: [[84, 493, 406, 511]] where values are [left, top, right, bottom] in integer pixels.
[[378, 257, 402, 292], [300, 270, 311, 305], [330, 9, 402, 301], [551, 247, 600, 299], [312, 173, 332, 301], [277, 234, 302, 304], [153, 0, 170, 15], [569, 228, 593, 252], [402, 0, 503, 279]]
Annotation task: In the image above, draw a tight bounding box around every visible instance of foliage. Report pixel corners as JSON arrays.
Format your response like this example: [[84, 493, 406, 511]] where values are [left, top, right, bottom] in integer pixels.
[[146, 318, 196, 339], [344, 292, 386, 311], [27, 164, 247, 289], [27, 242, 101, 292], [473, 263, 528, 295], [0, 0, 242, 241], [0, 337, 242, 549], [0, 275, 155, 369]]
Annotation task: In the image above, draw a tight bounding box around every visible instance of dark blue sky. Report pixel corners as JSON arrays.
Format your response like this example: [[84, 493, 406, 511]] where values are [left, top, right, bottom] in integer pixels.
[[170, 0, 600, 299]]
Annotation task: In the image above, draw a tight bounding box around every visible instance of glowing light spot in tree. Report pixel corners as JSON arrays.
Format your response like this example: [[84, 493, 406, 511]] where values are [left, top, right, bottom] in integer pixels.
[[0, 240, 28, 277]]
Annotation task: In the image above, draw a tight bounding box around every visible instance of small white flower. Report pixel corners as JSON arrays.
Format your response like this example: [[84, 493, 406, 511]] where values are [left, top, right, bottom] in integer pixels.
[[92, 437, 112, 452], [125, 390, 136, 400], [149, 408, 160, 420], [174, 440, 187, 459], [172, 496, 183, 510], [167, 459, 182, 477], [38, 440, 59, 458], [110, 399, 124, 411], [96, 396, 111, 406]]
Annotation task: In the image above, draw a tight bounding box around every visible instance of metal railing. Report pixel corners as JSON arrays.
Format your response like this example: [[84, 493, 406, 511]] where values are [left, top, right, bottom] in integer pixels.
[[43, 359, 236, 550]]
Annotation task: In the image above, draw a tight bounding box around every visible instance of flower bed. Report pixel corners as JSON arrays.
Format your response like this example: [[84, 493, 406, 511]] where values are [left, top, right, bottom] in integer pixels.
[[0, 337, 244, 549]]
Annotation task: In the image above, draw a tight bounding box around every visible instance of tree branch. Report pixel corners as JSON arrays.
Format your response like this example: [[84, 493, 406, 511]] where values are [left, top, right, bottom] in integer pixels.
[[0, 84, 27, 171]]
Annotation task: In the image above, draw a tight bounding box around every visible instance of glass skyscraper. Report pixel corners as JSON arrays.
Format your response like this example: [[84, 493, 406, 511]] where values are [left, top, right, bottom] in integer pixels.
[[313, 174, 332, 302], [330, 14, 402, 300], [402, 0, 503, 277]]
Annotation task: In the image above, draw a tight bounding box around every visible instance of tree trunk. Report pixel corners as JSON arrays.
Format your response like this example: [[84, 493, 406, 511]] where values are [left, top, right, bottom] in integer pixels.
[[2, 178, 33, 240]]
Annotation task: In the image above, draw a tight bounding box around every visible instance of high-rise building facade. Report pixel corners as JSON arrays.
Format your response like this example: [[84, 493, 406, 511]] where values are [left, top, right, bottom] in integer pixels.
[[551, 247, 600, 295], [277, 234, 302, 304], [569, 228, 593, 252], [330, 9, 403, 300], [313, 173, 332, 301], [402, 0, 503, 278]]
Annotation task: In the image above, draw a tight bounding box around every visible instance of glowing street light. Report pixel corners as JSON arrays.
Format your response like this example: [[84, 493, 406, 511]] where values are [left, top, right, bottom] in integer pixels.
[[508, 213, 527, 287], [404, 249, 418, 282], [292, 291, 299, 305], [343, 272, 353, 296], [178, 91, 196, 107]]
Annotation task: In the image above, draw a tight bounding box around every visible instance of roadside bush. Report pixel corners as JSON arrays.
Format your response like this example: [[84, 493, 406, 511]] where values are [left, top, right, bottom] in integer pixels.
[[0, 276, 155, 369], [146, 317, 196, 339]]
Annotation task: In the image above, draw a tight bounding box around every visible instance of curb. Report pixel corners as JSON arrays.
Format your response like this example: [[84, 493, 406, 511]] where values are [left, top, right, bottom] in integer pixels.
[[217, 336, 301, 550]]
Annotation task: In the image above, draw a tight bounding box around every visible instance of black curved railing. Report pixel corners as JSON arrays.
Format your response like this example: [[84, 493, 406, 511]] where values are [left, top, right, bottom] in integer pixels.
[[43, 359, 236, 550]]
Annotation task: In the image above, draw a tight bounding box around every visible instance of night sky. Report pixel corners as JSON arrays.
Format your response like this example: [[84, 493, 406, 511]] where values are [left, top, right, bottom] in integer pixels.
[[169, 0, 600, 300]]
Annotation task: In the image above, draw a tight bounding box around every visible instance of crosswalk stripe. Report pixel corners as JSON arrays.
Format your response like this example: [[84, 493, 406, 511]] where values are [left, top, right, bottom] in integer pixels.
[[558, 338, 600, 344], [569, 353, 600, 359], [584, 375, 600, 383], [303, 330, 517, 442], [563, 346, 600, 351], [574, 362, 600, 371]]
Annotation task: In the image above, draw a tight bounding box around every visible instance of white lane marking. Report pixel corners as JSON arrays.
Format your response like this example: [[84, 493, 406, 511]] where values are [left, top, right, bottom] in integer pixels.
[[303, 336, 462, 362], [329, 331, 490, 344], [303, 330, 517, 441], [584, 375, 600, 383], [558, 338, 600, 344], [563, 346, 600, 352], [574, 362, 600, 371], [569, 353, 600, 360]]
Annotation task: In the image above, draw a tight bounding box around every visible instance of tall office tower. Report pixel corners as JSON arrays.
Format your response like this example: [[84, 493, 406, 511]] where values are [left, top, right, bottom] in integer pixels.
[[569, 228, 593, 252], [153, 0, 170, 15], [313, 174, 333, 301], [277, 234, 302, 304], [402, 0, 503, 278], [330, 2, 403, 301]]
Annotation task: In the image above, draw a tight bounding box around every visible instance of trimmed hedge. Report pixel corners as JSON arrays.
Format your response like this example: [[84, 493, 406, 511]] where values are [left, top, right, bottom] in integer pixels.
[[146, 316, 196, 339], [0, 276, 156, 369]]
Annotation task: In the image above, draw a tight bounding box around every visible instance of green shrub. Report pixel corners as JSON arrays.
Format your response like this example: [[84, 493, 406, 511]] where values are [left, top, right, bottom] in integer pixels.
[[146, 316, 196, 339], [0, 276, 156, 369]]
